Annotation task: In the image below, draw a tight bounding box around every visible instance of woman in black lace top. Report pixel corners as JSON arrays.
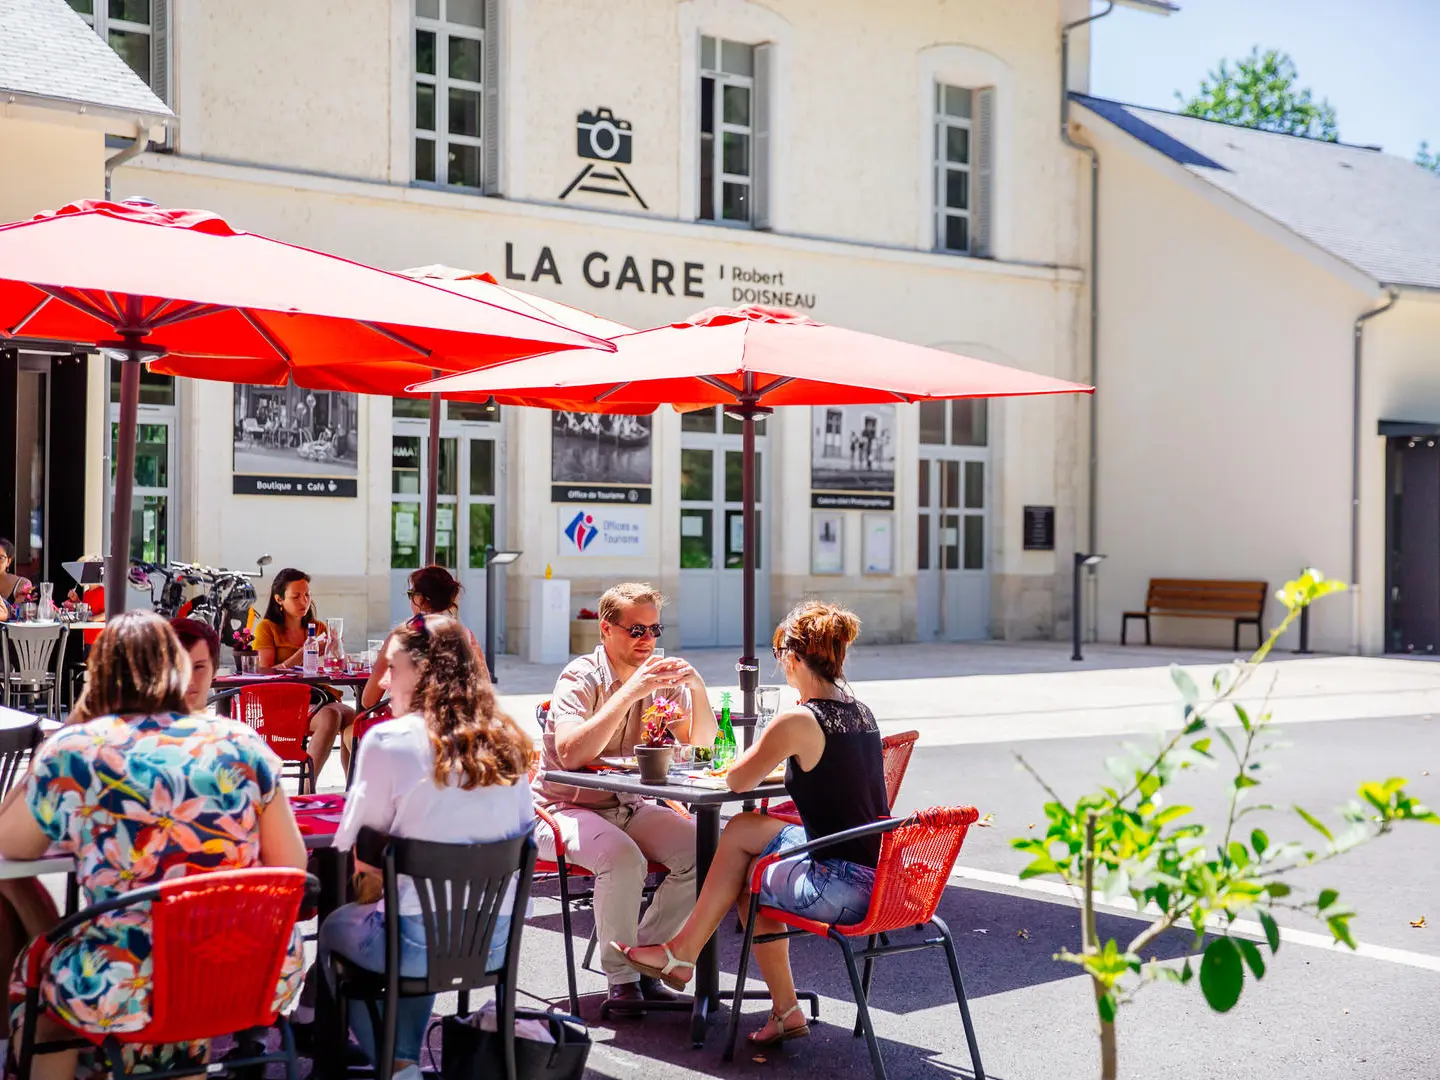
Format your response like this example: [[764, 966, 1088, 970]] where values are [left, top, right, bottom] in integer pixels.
[[612, 601, 887, 1049]]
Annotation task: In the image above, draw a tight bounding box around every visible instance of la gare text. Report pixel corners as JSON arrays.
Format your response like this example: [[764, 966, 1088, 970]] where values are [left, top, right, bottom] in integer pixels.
[[504, 243, 817, 308]]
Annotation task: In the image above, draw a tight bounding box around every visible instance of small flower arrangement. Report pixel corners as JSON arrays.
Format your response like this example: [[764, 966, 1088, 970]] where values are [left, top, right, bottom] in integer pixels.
[[639, 698, 684, 748], [232, 626, 256, 652], [11, 582, 35, 606], [577, 608, 599, 620]]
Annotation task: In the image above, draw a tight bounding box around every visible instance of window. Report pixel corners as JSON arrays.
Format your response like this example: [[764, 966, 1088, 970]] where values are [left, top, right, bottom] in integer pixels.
[[69, 0, 170, 105], [935, 83, 993, 255], [414, 0, 500, 191], [699, 36, 770, 226], [918, 399, 988, 446]]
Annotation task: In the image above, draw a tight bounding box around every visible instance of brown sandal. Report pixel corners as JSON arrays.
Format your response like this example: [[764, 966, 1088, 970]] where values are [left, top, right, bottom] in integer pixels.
[[748, 1003, 810, 1047]]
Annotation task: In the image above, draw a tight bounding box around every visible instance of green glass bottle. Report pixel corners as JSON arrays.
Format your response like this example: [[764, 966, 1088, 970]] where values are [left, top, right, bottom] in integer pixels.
[[715, 691, 738, 767]]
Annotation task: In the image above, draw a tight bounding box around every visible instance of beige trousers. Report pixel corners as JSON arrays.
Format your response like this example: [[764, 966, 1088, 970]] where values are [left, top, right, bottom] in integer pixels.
[[537, 798, 697, 985]]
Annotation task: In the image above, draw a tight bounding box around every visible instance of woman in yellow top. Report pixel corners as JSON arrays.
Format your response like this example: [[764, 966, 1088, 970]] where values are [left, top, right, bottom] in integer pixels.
[[254, 567, 356, 779]]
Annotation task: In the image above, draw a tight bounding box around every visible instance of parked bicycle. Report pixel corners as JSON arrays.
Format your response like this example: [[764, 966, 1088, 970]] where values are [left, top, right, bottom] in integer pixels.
[[129, 554, 273, 647]]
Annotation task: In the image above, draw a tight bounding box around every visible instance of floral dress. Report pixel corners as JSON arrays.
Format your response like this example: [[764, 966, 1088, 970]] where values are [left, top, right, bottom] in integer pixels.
[[6, 712, 306, 1077]]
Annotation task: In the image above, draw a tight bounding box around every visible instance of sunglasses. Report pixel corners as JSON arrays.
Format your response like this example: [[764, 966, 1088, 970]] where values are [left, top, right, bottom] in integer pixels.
[[614, 622, 664, 640]]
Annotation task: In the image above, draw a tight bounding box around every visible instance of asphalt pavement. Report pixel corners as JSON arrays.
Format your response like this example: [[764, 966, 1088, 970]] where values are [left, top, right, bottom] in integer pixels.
[[506, 714, 1439, 1080]]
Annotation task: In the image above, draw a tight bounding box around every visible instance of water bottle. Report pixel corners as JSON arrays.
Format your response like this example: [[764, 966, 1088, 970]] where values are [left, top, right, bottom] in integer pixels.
[[302, 623, 320, 676]]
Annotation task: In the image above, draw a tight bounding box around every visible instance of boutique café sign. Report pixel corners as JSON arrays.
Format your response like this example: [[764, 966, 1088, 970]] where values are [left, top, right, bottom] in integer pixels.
[[502, 242, 817, 310]]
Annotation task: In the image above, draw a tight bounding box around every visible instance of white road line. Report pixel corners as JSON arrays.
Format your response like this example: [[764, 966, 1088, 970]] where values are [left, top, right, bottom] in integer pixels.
[[949, 865, 1440, 973]]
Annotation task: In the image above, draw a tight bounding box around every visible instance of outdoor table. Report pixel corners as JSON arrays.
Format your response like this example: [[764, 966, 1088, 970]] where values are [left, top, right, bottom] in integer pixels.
[[540, 768, 788, 1046], [213, 667, 371, 692]]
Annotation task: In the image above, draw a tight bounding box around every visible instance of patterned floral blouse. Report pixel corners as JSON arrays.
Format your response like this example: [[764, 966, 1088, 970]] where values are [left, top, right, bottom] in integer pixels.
[[11, 711, 305, 1041]]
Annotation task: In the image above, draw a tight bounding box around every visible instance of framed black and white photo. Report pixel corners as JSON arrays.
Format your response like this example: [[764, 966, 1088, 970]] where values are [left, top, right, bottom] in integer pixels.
[[812, 511, 844, 575], [551, 410, 654, 503], [232, 382, 359, 497], [810, 404, 896, 509]]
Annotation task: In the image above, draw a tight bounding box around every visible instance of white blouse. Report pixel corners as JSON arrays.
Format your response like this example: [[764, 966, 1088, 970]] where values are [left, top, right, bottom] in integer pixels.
[[336, 711, 535, 915]]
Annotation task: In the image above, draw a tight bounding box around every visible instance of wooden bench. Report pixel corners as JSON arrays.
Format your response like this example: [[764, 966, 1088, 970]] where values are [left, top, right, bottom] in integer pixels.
[[1122, 578, 1267, 651]]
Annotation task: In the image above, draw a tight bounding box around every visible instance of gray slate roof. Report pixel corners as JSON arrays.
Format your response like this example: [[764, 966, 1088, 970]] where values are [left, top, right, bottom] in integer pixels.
[[0, 0, 171, 123], [1074, 94, 1440, 290]]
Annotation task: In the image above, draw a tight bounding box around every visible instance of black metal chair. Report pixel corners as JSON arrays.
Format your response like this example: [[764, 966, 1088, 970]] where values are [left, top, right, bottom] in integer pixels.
[[0, 716, 41, 797], [330, 824, 537, 1080]]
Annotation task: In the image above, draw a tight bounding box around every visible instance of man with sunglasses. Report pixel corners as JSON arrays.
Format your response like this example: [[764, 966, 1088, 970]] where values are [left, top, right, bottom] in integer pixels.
[[534, 582, 715, 1015]]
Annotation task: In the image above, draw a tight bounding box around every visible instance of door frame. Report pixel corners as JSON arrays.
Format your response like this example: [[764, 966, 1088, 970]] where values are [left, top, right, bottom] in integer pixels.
[[389, 407, 504, 643]]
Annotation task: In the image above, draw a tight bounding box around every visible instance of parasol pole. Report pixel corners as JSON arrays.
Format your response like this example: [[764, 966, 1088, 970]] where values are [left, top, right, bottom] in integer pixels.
[[738, 372, 761, 729], [424, 388, 441, 566], [107, 330, 143, 620]]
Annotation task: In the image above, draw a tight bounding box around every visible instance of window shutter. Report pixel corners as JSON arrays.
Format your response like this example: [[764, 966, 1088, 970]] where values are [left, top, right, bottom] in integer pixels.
[[972, 87, 995, 257], [482, 0, 503, 194], [149, 0, 171, 146], [751, 42, 773, 230]]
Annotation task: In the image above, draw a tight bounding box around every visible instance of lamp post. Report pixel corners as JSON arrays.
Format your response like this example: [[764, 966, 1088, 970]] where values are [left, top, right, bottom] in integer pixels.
[[1072, 552, 1107, 662], [483, 546, 521, 682]]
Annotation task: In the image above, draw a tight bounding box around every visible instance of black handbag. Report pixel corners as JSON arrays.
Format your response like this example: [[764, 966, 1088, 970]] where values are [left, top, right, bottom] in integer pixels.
[[437, 1009, 590, 1080]]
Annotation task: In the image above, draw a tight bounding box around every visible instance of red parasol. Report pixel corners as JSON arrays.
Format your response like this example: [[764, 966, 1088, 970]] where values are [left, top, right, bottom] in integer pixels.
[[0, 200, 613, 615], [412, 305, 1092, 718]]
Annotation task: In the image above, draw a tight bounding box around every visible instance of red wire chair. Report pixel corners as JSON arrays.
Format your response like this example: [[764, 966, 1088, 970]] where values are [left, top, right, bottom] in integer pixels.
[[212, 681, 331, 794], [16, 867, 311, 1080], [725, 806, 986, 1080], [764, 729, 920, 824]]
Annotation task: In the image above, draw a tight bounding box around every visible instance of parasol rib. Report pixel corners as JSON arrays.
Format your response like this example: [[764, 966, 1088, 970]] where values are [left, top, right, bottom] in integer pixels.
[[698, 375, 741, 401], [148, 302, 228, 329], [360, 322, 433, 358], [6, 295, 52, 336], [239, 309, 293, 363], [36, 285, 119, 327], [592, 381, 632, 403]]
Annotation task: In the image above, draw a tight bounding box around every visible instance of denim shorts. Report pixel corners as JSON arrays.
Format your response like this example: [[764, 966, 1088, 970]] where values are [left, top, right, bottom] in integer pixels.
[[756, 824, 876, 926]]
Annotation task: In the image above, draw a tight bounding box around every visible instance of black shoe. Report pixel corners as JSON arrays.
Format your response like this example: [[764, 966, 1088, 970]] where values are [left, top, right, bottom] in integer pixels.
[[639, 976, 682, 1002], [604, 982, 648, 1018]]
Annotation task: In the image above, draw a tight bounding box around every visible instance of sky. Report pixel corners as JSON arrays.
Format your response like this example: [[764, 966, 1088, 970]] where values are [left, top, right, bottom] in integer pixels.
[[1089, 0, 1440, 161]]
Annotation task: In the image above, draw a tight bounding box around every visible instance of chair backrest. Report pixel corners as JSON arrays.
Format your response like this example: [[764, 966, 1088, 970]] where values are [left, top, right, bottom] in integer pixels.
[[352, 701, 392, 747], [0, 718, 40, 796], [2, 623, 65, 685], [844, 805, 979, 937], [128, 867, 307, 1045], [236, 682, 315, 762], [362, 824, 537, 996], [879, 730, 920, 812]]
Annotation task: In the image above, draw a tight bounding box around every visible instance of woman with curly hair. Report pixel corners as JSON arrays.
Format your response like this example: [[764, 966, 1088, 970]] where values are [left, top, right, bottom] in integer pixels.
[[322, 615, 534, 1080]]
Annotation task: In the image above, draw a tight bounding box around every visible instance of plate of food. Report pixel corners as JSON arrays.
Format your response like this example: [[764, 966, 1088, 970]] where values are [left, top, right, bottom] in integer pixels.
[[597, 756, 639, 771]]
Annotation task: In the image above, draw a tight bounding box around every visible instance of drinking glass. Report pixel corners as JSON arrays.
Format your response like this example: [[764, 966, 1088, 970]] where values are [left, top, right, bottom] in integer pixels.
[[367, 638, 385, 666], [756, 686, 782, 731], [669, 743, 695, 774]]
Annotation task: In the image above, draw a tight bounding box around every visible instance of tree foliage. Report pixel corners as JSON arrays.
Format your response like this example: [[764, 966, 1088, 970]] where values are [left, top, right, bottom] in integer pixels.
[[1176, 48, 1339, 142], [1417, 142, 1440, 174], [1012, 570, 1438, 1079]]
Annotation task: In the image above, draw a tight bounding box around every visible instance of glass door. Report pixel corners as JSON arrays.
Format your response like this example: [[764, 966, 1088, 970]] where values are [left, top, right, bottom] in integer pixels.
[[108, 365, 177, 570], [678, 407, 768, 648], [390, 399, 501, 643], [916, 400, 990, 641]]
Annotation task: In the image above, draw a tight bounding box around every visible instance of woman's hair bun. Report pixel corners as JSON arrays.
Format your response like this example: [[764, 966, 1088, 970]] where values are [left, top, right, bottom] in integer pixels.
[[774, 600, 861, 683]]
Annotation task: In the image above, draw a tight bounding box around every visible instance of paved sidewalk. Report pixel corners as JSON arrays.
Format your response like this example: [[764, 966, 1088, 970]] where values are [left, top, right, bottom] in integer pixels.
[[486, 639, 1440, 749]]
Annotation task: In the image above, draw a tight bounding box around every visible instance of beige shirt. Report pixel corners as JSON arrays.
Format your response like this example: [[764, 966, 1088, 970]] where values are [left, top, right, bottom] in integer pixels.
[[534, 644, 651, 810]]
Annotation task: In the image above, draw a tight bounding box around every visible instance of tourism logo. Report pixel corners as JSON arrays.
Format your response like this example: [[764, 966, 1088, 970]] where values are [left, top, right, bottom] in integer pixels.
[[564, 511, 598, 552]]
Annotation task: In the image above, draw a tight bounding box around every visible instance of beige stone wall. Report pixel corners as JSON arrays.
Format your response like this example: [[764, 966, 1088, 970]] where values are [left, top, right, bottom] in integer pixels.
[[0, 115, 103, 221]]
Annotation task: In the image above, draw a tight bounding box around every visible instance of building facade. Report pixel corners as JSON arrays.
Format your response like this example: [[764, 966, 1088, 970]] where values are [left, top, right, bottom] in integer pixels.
[[85, 0, 1094, 650]]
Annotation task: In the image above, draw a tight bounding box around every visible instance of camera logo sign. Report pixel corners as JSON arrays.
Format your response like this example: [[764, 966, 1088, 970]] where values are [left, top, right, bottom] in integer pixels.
[[560, 107, 648, 210]]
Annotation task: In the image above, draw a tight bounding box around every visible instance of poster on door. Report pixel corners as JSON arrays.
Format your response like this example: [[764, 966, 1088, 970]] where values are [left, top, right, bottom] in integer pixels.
[[232, 381, 359, 496], [810, 404, 896, 509], [551, 411, 654, 504]]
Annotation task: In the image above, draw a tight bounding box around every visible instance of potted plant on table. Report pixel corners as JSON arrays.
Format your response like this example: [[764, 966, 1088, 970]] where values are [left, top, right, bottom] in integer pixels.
[[635, 698, 683, 783], [11, 581, 36, 621], [231, 626, 259, 673]]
